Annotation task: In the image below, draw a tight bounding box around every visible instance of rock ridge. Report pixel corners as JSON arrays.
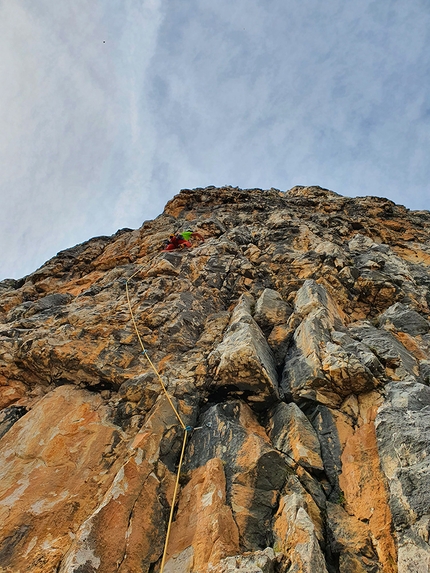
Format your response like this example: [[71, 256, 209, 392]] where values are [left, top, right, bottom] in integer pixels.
[[1, 185, 430, 572]]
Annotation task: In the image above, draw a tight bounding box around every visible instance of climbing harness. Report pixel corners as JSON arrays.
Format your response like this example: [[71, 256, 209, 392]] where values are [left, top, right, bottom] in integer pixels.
[[125, 266, 191, 573]]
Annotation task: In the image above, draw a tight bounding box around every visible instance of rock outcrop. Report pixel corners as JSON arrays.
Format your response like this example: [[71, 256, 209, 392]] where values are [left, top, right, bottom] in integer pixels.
[[1, 185, 430, 572]]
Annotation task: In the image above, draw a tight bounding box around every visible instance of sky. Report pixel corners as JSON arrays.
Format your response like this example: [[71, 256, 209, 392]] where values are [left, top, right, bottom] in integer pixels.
[[0, 0, 429, 280]]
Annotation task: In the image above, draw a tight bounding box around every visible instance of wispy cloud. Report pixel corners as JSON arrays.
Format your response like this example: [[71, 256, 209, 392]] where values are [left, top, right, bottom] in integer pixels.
[[1, 0, 429, 279], [0, 0, 164, 279], [145, 0, 430, 200]]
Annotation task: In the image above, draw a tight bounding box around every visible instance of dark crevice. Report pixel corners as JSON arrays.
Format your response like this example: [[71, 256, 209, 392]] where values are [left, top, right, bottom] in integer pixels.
[[201, 385, 255, 413], [0, 524, 30, 566], [0, 406, 28, 440], [325, 522, 341, 573], [275, 362, 285, 383], [80, 379, 118, 394], [159, 427, 184, 472], [115, 496, 140, 571]]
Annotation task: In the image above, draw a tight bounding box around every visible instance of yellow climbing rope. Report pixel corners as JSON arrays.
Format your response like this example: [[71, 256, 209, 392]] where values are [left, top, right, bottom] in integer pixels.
[[125, 267, 189, 573]]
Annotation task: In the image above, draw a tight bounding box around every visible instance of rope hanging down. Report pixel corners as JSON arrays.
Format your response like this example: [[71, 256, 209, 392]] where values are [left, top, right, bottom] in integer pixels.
[[125, 267, 189, 573]]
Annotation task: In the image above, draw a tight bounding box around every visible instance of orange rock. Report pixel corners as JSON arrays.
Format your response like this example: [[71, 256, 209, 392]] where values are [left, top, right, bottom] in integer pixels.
[[327, 502, 380, 571], [164, 458, 239, 572], [266, 402, 324, 472], [337, 396, 397, 573], [394, 332, 428, 360], [273, 486, 328, 573], [0, 376, 26, 408], [2, 186, 430, 572], [0, 385, 127, 573], [61, 394, 187, 573]]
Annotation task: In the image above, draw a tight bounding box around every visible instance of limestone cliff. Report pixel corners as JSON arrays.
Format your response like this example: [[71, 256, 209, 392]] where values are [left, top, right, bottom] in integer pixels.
[[1, 185, 430, 573]]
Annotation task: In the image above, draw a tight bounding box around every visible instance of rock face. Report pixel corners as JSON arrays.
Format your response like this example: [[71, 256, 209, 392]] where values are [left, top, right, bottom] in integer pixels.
[[1, 185, 430, 572]]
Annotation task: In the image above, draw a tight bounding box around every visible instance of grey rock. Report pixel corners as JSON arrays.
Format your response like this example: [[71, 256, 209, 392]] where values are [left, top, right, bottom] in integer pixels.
[[331, 331, 386, 380], [186, 403, 286, 488], [337, 266, 360, 288], [294, 280, 343, 329], [197, 217, 227, 236], [281, 345, 325, 404], [280, 280, 385, 405], [376, 381, 430, 542], [419, 360, 430, 385], [326, 502, 381, 573], [308, 405, 342, 502], [186, 401, 288, 550], [314, 240, 345, 259], [225, 225, 254, 245], [408, 262, 430, 310], [348, 234, 379, 253], [0, 406, 27, 439], [282, 305, 381, 405], [6, 301, 34, 322], [254, 289, 292, 336], [281, 303, 338, 405], [266, 402, 324, 472], [379, 302, 430, 336], [208, 295, 280, 409], [321, 340, 381, 394], [348, 235, 417, 295], [349, 323, 419, 380], [211, 548, 276, 573], [163, 546, 194, 573], [295, 465, 328, 510], [33, 293, 73, 311], [0, 279, 23, 294], [7, 293, 73, 321], [397, 530, 430, 573], [118, 372, 157, 403], [281, 472, 325, 543]]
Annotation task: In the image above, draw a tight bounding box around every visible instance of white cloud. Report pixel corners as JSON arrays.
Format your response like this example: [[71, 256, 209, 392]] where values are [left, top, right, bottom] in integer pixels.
[[1, 0, 429, 280], [0, 0, 165, 279], [145, 0, 430, 205]]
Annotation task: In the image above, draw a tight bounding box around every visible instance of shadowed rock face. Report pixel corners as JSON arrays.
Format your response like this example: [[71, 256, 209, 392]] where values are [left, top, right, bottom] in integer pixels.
[[1, 185, 430, 572]]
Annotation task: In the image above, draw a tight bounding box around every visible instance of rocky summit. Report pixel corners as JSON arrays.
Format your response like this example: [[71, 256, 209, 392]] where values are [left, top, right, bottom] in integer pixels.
[[1, 185, 430, 573]]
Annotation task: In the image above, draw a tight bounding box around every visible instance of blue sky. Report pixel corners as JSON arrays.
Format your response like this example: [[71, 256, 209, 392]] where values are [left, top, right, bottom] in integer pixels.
[[1, 0, 429, 280]]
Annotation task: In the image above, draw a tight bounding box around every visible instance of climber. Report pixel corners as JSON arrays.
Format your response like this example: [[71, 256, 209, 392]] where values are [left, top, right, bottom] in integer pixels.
[[179, 229, 205, 242], [162, 234, 191, 251], [162, 229, 204, 251]]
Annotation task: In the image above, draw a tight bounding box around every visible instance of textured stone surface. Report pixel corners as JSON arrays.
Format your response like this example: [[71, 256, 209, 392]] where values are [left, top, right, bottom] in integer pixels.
[[163, 458, 239, 573], [208, 294, 280, 408], [58, 393, 188, 573], [0, 385, 127, 573], [1, 185, 430, 571], [254, 288, 292, 336], [379, 302, 430, 336], [273, 484, 328, 573], [348, 323, 420, 381], [185, 400, 288, 551], [0, 405, 27, 439], [308, 404, 343, 502], [209, 547, 276, 573], [282, 280, 382, 406], [266, 402, 323, 472], [337, 392, 397, 572], [376, 381, 430, 572], [327, 502, 381, 573]]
